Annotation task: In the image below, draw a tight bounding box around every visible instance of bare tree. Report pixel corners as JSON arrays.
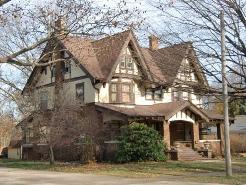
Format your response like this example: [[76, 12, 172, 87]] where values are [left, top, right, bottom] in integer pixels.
[[0, 0, 141, 118], [149, 0, 246, 97]]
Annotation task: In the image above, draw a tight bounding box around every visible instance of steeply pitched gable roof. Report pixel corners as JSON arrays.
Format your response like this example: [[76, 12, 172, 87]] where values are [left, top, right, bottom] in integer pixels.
[[142, 43, 190, 84], [61, 37, 104, 79], [23, 30, 207, 92], [91, 30, 131, 79]]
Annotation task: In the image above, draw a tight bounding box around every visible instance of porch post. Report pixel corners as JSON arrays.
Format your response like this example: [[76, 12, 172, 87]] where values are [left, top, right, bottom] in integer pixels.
[[163, 120, 170, 149], [193, 122, 200, 149]]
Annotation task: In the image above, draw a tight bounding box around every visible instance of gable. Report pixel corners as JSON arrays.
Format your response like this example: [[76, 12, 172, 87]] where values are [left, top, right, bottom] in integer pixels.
[[105, 33, 153, 83], [91, 30, 131, 80], [114, 46, 143, 76]]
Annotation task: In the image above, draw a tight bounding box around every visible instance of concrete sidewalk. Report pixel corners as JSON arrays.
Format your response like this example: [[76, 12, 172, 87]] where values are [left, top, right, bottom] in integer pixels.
[[0, 167, 226, 185]]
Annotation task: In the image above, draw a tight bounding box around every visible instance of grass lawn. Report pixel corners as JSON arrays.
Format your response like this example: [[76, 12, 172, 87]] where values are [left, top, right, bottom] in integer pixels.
[[0, 158, 245, 185]]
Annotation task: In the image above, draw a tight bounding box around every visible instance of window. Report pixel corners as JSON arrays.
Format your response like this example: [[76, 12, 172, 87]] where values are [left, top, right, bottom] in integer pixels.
[[51, 66, 56, 78], [110, 84, 117, 102], [154, 90, 162, 100], [40, 91, 48, 110], [145, 88, 162, 100], [126, 57, 133, 70], [76, 83, 84, 102], [64, 61, 71, 73], [172, 88, 183, 101], [145, 89, 153, 100], [25, 127, 34, 143], [122, 84, 131, 102], [120, 60, 126, 68], [120, 56, 134, 70], [41, 67, 47, 75], [110, 83, 133, 103]]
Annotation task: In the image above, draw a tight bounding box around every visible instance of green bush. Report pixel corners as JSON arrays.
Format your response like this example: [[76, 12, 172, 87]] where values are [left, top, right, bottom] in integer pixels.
[[116, 123, 167, 163]]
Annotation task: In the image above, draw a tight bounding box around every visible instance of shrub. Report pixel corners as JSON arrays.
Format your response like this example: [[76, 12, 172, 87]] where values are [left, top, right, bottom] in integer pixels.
[[116, 123, 166, 163], [230, 133, 246, 153]]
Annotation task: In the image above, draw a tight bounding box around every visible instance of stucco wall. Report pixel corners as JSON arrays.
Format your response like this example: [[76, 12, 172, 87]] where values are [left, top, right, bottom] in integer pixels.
[[32, 55, 95, 110]]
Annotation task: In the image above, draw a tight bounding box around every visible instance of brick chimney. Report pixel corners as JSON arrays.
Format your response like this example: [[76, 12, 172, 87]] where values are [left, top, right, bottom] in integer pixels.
[[54, 17, 67, 35], [149, 35, 159, 50]]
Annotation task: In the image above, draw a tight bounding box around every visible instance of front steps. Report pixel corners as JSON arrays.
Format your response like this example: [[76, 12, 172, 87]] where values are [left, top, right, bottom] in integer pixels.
[[177, 147, 204, 161]]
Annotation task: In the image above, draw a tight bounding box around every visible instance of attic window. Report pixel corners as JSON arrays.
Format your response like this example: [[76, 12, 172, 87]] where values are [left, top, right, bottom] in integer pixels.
[[120, 56, 134, 70]]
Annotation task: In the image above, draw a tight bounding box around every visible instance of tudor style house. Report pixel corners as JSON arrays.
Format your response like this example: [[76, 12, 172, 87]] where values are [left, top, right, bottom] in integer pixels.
[[17, 27, 229, 161]]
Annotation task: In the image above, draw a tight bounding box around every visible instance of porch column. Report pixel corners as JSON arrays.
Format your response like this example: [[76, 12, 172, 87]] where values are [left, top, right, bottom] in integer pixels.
[[193, 122, 200, 149], [163, 120, 170, 149]]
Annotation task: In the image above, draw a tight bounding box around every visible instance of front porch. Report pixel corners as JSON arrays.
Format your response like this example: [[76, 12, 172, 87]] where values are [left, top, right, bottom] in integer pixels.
[[95, 101, 227, 160]]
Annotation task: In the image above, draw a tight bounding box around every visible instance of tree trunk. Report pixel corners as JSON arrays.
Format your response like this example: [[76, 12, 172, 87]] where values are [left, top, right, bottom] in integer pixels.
[[49, 145, 55, 165]]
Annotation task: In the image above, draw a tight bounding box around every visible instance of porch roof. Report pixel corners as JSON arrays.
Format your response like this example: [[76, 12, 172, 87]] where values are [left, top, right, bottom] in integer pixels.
[[202, 109, 235, 123], [95, 101, 209, 122]]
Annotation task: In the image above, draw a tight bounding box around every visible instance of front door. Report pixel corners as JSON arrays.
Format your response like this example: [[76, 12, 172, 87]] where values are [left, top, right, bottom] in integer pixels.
[[170, 122, 193, 147]]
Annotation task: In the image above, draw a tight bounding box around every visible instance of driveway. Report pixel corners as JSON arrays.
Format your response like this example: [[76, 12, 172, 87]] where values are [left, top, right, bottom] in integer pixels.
[[0, 167, 225, 185]]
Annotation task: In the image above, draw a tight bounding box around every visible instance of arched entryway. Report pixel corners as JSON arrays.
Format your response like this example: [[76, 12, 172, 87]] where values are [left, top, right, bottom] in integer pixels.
[[170, 121, 194, 148]]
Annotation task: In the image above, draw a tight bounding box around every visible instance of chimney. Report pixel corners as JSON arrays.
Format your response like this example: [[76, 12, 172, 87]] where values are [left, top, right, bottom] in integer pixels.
[[149, 35, 159, 50], [54, 17, 67, 35]]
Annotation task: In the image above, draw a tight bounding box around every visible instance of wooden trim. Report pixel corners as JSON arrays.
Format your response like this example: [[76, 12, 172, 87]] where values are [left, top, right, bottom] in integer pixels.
[[35, 75, 89, 89]]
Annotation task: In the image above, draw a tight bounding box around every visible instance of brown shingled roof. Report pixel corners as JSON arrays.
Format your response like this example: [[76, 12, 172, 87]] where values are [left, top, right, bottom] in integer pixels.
[[61, 37, 104, 80], [23, 30, 206, 93], [144, 43, 190, 84], [91, 30, 131, 79], [95, 101, 209, 122], [202, 109, 234, 122]]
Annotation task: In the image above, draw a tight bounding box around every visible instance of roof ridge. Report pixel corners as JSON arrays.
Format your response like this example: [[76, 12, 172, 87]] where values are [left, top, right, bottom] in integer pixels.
[[92, 29, 131, 43], [158, 41, 192, 50]]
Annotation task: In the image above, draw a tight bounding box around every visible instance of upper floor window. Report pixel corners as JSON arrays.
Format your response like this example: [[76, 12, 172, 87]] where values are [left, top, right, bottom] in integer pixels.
[[51, 66, 56, 78], [64, 61, 71, 73], [145, 88, 162, 101], [40, 91, 48, 110], [120, 56, 134, 70], [110, 83, 133, 103], [76, 83, 84, 103], [41, 66, 47, 75], [172, 90, 183, 101], [25, 127, 34, 143]]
